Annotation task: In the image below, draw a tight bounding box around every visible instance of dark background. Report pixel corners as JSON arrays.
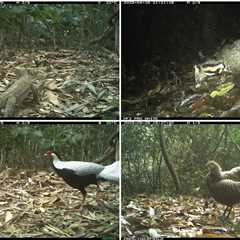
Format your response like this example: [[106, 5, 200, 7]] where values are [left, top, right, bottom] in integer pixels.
[[122, 2, 240, 98]]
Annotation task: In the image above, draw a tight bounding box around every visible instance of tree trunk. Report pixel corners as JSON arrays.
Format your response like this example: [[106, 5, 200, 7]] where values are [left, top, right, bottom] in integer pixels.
[[158, 126, 181, 194]]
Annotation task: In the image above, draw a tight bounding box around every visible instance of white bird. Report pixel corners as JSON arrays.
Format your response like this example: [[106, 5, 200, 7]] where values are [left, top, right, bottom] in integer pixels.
[[45, 150, 119, 209], [97, 161, 119, 183]]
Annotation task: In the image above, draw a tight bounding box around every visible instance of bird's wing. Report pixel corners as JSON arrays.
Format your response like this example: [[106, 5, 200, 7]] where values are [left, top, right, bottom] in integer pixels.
[[53, 160, 104, 176], [210, 179, 240, 205], [222, 166, 240, 180], [97, 161, 119, 183]]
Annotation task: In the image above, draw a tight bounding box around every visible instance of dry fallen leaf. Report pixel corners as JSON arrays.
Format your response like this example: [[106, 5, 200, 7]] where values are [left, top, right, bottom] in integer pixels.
[[46, 80, 58, 90], [46, 90, 60, 106], [5, 211, 13, 223]]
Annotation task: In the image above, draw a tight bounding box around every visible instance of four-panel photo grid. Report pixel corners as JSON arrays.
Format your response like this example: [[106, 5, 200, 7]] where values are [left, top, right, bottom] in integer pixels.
[[0, 0, 239, 239]]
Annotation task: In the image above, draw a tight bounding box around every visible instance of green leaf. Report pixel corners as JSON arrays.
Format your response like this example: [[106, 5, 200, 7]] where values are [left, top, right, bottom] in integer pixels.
[[86, 83, 97, 96], [210, 82, 235, 98]]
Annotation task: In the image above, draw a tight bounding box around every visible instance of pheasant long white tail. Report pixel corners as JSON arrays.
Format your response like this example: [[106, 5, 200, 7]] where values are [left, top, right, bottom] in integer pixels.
[[97, 161, 119, 183]]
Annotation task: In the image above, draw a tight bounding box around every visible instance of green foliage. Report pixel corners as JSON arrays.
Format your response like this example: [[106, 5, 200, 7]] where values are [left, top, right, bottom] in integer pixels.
[[0, 124, 118, 169], [0, 3, 116, 49], [122, 124, 240, 198]]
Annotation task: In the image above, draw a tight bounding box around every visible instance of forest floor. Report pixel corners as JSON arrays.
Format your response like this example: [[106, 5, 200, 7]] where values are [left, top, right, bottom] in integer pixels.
[[122, 194, 240, 238], [0, 168, 119, 238], [122, 62, 238, 118], [0, 47, 118, 119]]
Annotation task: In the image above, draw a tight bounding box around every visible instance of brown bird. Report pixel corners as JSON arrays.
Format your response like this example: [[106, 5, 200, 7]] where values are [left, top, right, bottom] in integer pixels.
[[207, 160, 240, 181], [206, 161, 240, 219]]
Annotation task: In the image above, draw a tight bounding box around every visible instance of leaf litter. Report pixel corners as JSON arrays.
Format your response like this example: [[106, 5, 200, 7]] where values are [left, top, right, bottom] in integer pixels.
[[0, 168, 119, 238], [0, 48, 119, 118], [122, 194, 240, 238]]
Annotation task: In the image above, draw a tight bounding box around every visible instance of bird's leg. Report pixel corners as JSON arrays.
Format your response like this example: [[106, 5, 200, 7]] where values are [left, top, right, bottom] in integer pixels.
[[219, 206, 228, 223], [81, 193, 86, 208], [220, 206, 232, 223], [79, 193, 86, 215], [96, 182, 101, 202], [225, 206, 232, 219], [222, 206, 230, 218], [77, 189, 87, 212]]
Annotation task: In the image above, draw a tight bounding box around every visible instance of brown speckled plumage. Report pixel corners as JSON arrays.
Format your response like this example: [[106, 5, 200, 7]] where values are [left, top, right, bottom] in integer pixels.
[[206, 161, 240, 219]]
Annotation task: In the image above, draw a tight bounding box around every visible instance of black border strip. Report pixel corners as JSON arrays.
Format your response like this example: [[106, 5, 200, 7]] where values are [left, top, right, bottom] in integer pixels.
[[122, 117, 240, 120], [0, 2, 116, 4], [121, 121, 240, 124], [0, 121, 119, 124]]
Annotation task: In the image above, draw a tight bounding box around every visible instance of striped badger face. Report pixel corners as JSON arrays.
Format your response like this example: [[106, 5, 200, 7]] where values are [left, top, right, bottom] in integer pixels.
[[194, 61, 230, 90]]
